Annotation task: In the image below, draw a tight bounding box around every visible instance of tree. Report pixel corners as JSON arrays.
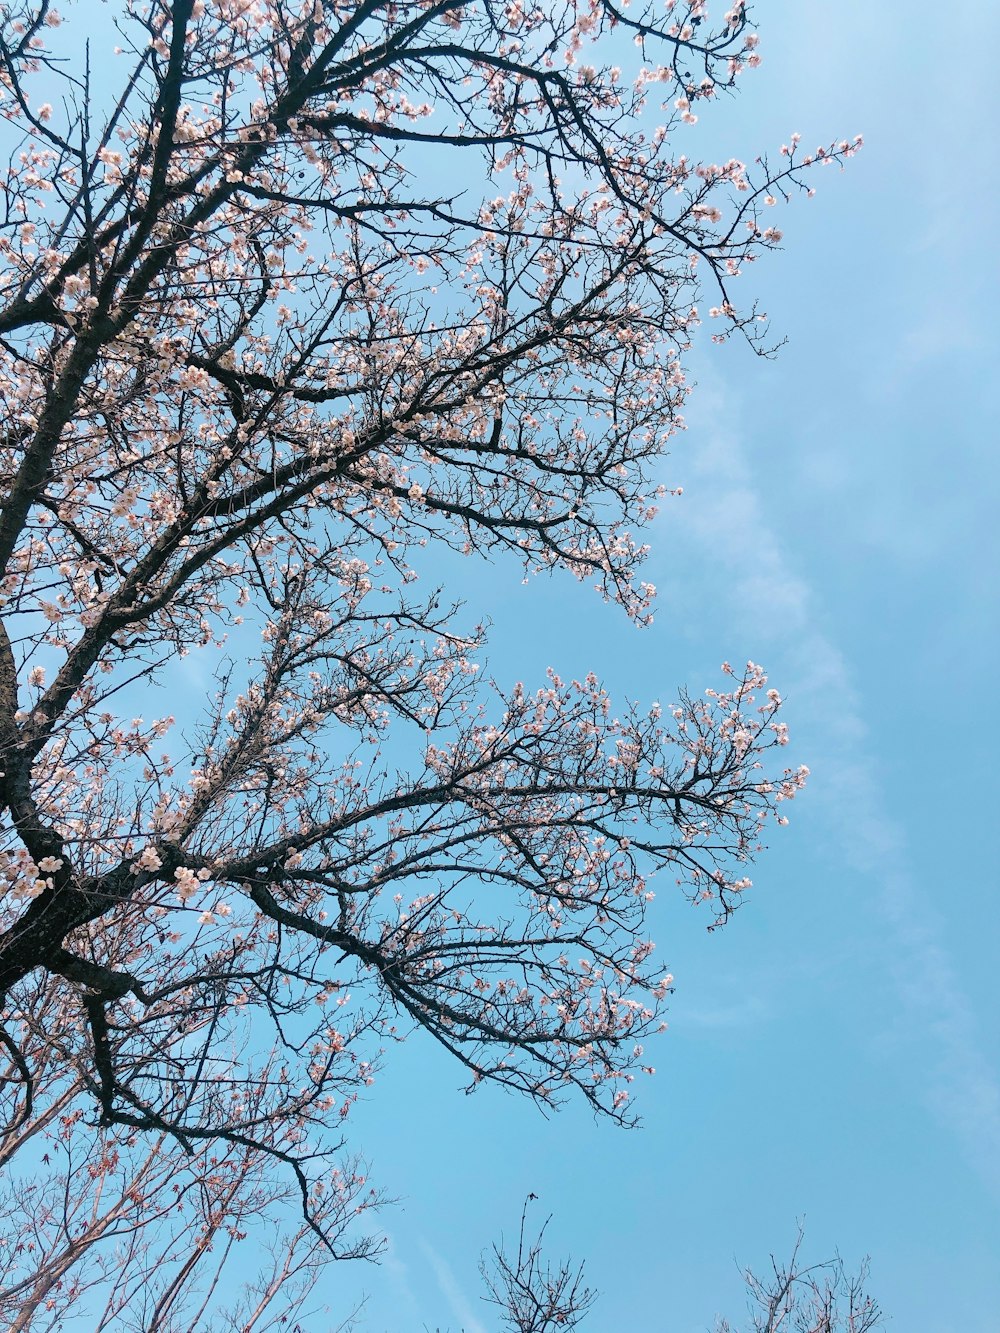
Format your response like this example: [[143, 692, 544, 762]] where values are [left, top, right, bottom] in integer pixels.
[[714, 1229, 883, 1333], [481, 1198, 598, 1333], [0, 0, 860, 1320], [476, 1206, 882, 1333], [0, 966, 378, 1331]]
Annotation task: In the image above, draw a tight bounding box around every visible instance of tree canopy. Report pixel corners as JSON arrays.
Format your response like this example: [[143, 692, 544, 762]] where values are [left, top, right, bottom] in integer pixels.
[[0, 1, 859, 1324]]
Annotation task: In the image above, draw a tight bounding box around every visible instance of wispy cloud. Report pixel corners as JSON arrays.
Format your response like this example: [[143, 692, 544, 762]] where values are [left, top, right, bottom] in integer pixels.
[[418, 1239, 489, 1333], [376, 1230, 421, 1324], [658, 379, 1000, 1193]]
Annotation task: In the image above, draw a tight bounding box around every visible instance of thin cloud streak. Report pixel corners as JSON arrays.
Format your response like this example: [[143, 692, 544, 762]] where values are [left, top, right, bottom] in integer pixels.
[[375, 1230, 421, 1324], [658, 383, 1000, 1194], [419, 1239, 489, 1333]]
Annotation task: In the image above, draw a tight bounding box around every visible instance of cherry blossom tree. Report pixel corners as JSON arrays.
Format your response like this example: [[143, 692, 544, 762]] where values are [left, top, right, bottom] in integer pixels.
[[0, 965, 380, 1330], [0, 0, 860, 1317]]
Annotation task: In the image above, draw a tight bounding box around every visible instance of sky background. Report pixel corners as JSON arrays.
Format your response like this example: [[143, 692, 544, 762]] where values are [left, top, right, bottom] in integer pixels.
[[10, 1, 996, 1328], [328, 2, 1000, 1329]]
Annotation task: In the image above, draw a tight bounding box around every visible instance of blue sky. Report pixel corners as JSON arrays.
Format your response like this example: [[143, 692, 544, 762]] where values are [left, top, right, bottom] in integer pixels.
[[5, 1, 996, 1328], [332, 2, 1000, 1329]]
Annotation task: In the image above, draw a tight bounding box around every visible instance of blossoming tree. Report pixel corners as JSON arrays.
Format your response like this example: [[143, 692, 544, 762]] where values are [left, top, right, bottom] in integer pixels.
[[0, 0, 859, 1320]]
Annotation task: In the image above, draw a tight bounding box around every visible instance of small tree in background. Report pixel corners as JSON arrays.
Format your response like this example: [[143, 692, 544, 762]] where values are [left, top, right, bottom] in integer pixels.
[[481, 1199, 598, 1333], [478, 1207, 882, 1333], [0, 0, 860, 1322], [715, 1231, 883, 1333]]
